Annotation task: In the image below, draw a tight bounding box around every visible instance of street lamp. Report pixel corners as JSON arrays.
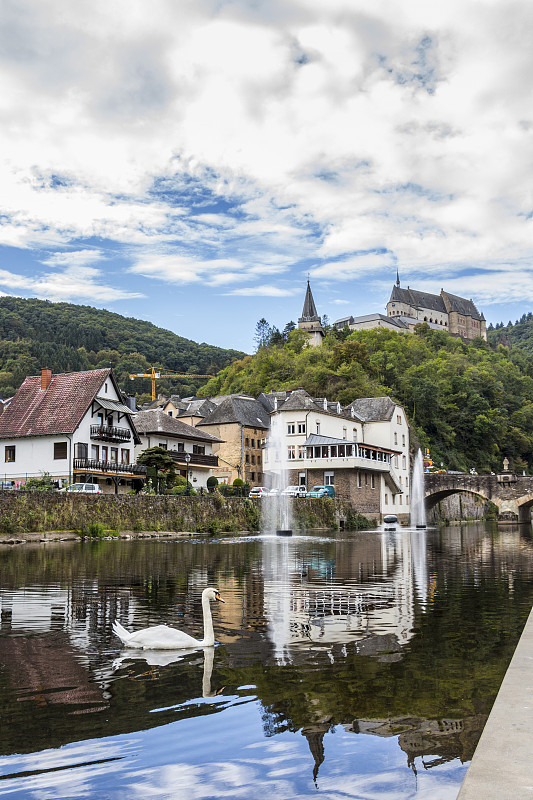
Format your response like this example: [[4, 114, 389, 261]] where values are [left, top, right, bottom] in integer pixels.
[[185, 453, 191, 495]]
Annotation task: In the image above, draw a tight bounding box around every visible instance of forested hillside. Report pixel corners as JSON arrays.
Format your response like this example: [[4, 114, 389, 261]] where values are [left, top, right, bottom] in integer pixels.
[[200, 325, 533, 474], [488, 314, 533, 355], [0, 297, 245, 401]]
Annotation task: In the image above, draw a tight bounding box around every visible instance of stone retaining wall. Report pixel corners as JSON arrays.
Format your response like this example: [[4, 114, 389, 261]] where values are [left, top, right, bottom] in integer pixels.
[[0, 491, 342, 536]]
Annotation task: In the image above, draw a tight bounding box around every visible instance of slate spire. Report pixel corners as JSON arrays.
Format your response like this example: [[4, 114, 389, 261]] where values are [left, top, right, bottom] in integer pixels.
[[300, 280, 320, 322]]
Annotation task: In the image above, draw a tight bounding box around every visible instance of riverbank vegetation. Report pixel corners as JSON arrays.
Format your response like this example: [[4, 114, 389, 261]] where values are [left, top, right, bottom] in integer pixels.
[[201, 324, 533, 474]]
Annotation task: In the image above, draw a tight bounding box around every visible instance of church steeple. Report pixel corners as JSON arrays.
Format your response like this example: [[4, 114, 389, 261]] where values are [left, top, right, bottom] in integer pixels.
[[396, 268, 400, 287], [298, 280, 324, 346], [300, 280, 320, 322]]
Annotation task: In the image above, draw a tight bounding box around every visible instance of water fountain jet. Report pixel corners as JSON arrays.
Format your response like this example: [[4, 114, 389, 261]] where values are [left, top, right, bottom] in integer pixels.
[[410, 449, 427, 528]]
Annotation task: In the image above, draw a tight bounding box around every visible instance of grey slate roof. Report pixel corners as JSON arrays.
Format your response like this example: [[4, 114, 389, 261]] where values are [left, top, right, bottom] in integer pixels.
[[347, 396, 397, 422], [442, 291, 484, 320], [277, 389, 318, 412], [133, 410, 222, 442], [180, 398, 217, 417], [299, 281, 320, 322], [199, 396, 270, 429], [389, 285, 447, 313], [256, 391, 290, 413]]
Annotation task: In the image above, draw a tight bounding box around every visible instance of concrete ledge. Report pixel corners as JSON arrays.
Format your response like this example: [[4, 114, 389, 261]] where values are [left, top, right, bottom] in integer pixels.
[[457, 604, 533, 799]]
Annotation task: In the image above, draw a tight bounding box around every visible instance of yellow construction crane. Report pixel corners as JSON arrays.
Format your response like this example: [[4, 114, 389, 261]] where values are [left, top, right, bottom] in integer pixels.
[[129, 366, 214, 401]]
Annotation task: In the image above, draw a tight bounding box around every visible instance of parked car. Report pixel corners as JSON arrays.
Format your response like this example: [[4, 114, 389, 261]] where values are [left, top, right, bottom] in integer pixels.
[[63, 483, 103, 494], [306, 485, 335, 498], [0, 480, 14, 489], [267, 487, 280, 497], [281, 485, 307, 497], [248, 486, 270, 498]]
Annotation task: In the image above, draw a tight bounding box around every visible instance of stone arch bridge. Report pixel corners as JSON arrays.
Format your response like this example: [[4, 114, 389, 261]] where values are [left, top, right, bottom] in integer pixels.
[[425, 473, 533, 522]]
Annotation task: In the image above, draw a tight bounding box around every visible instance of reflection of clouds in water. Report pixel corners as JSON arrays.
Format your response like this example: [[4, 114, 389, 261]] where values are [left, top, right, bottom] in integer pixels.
[[127, 740, 306, 799], [0, 740, 133, 799], [125, 734, 463, 800]]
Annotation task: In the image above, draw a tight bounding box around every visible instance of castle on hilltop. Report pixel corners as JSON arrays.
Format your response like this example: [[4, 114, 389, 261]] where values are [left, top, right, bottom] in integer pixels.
[[334, 273, 487, 342]]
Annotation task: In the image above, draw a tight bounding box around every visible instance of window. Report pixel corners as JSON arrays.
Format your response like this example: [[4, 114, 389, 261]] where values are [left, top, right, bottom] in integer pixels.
[[402, 434, 405, 447], [104, 383, 108, 393], [74, 442, 88, 459], [297, 421, 306, 434], [346, 444, 353, 457], [357, 471, 362, 488], [298, 445, 306, 459], [251, 439, 255, 448], [288, 445, 295, 460], [245, 454, 250, 464], [168, 411, 173, 416], [399, 495, 403, 504], [322, 446, 328, 458], [406, 477, 409, 488], [177, 442, 184, 452], [257, 472, 262, 481], [110, 448, 118, 462], [353, 428, 357, 442], [158, 442, 167, 450], [5, 445, 15, 463], [91, 445, 99, 460], [338, 444, 345, 457], [316, 422, 320, 434], [397, 415, 401, 424], [394, 456, 399, 468], [251, 455, 255, 465], [53, 442, 67, 460], [385, 494, 388, 505], [394, 432, 398, 445], [402, 455, 406, 469], [299, 472, 305, 485], [324, 471, 334, 485], [287, 423, 296, 435], [245, 437, 249, 447], [257, 455, 262, 466], [371, 474, 375, 488], [343, 427, 347, 440], [102, 446, 108, 462], [121, 449, 130, 463], [251, 472, 255, 481], [330, 445, 337, 457], [193, 444, 205, 455]]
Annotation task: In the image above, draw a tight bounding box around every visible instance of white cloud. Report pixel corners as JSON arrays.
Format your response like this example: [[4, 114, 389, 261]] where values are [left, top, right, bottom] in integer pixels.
[[0, 264, 144, 303], [223, 285, 296, 297], [0, 0, 532, 314]]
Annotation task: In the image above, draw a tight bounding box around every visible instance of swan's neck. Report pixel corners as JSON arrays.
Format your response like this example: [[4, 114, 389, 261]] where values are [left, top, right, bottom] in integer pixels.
[[201, 594, 215, 646]]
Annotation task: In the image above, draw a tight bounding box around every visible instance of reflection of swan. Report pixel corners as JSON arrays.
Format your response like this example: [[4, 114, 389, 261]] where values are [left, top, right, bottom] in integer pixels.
[[112, 647, 219, 698], [112, 587, 225, 649]]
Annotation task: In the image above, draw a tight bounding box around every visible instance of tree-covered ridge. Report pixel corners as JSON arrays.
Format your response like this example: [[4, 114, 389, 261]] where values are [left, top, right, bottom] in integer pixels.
[[0, 296, 245, 401], [488, 313, 533, 355], [200, 325, 533, 474]]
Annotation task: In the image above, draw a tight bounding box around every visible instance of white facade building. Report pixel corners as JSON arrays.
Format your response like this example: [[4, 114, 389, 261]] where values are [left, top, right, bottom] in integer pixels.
[[133, 409, 222, 489], [0, 368, 145, 492], [261, 390, 409, 521]]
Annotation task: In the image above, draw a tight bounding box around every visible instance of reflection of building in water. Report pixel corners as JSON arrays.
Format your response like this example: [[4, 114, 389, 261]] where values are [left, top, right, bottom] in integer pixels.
[[263, 530, 429, 662], [346, 714, 488, 772]]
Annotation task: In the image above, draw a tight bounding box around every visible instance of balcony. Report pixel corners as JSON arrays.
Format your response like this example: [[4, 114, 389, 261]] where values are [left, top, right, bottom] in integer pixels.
[[90, 424, 131, 443], [74, 458, 146, 476], [168, 451, 218, 468]]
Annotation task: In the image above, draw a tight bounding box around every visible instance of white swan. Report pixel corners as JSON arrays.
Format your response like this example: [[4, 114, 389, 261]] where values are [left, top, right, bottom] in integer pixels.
[[112, 587, 225, 649]]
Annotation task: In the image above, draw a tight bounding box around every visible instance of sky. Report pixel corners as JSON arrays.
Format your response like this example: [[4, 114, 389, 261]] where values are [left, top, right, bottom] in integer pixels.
[[0, 0, 532, 353]]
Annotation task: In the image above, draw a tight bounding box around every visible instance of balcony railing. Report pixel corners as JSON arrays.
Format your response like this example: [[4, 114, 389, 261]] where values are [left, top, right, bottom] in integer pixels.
[[90, 424, 131, 443], [74, 458, 146, 475], [168, 451, 218, 468]]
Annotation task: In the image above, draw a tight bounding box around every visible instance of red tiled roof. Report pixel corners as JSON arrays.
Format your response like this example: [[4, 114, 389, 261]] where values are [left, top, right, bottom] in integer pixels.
[[0, 369, 112, 438]]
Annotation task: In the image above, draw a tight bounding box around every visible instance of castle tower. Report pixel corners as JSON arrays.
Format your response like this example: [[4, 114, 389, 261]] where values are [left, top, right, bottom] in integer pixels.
[[298, 280, 324, 346]]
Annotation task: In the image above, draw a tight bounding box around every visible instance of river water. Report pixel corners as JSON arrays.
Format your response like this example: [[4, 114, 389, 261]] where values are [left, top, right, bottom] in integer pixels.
[[1, 522, 532, 800]]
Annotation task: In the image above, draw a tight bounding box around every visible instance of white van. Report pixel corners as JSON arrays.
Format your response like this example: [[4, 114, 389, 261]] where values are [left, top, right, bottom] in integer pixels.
[[281, 485, 307, 497]]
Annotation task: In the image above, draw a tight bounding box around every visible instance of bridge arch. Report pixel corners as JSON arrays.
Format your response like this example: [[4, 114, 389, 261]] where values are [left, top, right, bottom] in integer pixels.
[[425, 487, 499, 514]]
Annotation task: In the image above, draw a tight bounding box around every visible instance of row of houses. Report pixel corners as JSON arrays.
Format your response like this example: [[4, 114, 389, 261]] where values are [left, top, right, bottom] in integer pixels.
[[0, 367, 411, 519]]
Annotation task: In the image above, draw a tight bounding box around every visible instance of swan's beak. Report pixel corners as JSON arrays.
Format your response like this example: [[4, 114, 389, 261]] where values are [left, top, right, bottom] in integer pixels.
[[215, 592, 225, 603]]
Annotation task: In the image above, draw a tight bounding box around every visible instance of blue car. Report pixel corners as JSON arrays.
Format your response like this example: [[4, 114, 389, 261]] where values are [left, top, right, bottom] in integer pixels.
[[306, 485, 335, 498]]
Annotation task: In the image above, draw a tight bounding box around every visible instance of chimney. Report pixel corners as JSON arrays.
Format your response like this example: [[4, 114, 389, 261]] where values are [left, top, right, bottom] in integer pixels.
[[41, 368, 52, 390]]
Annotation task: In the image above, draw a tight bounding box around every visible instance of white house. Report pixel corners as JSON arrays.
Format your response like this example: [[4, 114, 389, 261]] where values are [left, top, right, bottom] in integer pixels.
[[0, 368, 145, 493], [133, 409, 222, 489], [262, 389, 409, 521]]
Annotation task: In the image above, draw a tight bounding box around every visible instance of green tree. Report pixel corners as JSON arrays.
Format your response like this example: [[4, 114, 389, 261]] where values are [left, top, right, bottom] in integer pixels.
[[136, 447, 177, 493]]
